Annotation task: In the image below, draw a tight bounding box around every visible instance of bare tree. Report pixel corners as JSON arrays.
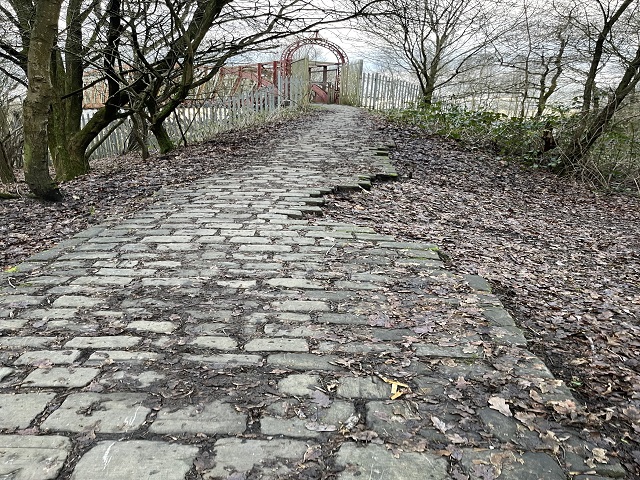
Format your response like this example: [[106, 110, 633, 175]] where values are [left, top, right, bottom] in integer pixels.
[[0, 0, 132, 183], [559, 0, 640, 168], [357, 0, 511, 105], [0, 61, 21, 184], [122, 0, 372, 153], [486, 0, 574, 117]]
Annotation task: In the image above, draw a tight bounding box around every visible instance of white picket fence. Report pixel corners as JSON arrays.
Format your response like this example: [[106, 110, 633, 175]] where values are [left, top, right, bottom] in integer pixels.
[[359, 72, 421, 110], [340, 61, 421, 110], [84, 78, 309, 161]]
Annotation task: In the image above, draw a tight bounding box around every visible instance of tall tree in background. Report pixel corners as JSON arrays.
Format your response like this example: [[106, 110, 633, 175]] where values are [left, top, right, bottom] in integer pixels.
[[560, 0, 640, 167], [358, 0, 508, 105], [492, 0, 572, 117], [471, 0, 576, 118]]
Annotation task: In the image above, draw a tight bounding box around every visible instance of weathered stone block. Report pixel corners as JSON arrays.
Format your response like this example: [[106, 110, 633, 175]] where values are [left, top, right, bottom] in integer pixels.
[[22, 367, 99, 388], [335, 443, 450, 480], [71, 440, 198, 480], [0, 435, 70, 479], [150, 400, 246, 435], [42, 393, 149, 434], [0, 393, 56, 429], [203, 438, 307, 479]]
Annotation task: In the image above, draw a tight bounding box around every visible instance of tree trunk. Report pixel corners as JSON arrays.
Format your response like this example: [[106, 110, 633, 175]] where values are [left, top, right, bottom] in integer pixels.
[[45, 0, 123, 182], [417, 66, 436, 106], [151, 122, 175, 154], [559, 45, 640, 170], [560, 100, 623, 172], [421, 88, 435, 106], [130, 113, 150, 160], [0, 106, 17, 183], [48, 116, 90, 181], [23, 0, 63, 201], [582, 0, 634, 113], [0, 141, 16, 184], [49, 48, 89, 181], [535, 36, 566, 118]]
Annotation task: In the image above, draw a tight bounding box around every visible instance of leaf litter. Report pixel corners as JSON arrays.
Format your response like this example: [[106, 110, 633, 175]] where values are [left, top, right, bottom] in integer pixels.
[[322, 120, 640, 476]]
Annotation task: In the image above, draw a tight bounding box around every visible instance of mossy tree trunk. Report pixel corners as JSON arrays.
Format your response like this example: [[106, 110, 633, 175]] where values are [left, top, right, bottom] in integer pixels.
[[560, 55, 640, 170], [47, 0, 122, 181], [141, 0, 228, 153], [48, 0, 89, 182], [150, 122, 175, 154], [557, 1, 640, 170], [23, 0, 63, 201], [4, 0, 123, 184], [0, 140, 16, 183]]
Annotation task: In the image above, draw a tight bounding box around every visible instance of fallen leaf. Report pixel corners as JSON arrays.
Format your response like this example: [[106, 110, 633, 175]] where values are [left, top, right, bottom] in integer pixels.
[[514, 411, 537, 431], [455, 376, 471, 389], [347, 429, 380, 442], [368, 312, 392, 327], [472, 463, 497, 480], [489, 451, 517, 476], [538, 430, 561, 454], [303, 445, 323, 462], [446, 433, 468, 444], [550, 399, 577, 415], [431, 415, 451, 434], [591, 448, 609, 464], [341, 413, 360, 431], [529, 389, 544, 404], [488, 396, 512, 417], [380, 376, 411, 399]]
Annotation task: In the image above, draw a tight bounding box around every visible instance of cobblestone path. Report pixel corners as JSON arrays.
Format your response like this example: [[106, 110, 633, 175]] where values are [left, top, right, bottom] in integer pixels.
[[0, 106, 624, 479]]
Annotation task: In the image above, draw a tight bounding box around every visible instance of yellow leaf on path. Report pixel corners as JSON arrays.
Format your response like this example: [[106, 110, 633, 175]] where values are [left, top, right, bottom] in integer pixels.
[[380, 376, 409, 388], [390, 390, 405, 400], [380, 376, 410, 399]]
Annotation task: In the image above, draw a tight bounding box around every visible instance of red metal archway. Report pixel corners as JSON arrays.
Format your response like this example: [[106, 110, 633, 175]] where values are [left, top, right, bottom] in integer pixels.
[[280, 33, 348, 75], [281, 33, 348, 103]]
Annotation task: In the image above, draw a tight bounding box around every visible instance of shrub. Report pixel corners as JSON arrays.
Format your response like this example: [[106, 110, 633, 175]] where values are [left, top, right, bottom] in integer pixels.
[[388, 102, 560, 162], [389, 102, 640, 193], [557, 105, 640, 192]]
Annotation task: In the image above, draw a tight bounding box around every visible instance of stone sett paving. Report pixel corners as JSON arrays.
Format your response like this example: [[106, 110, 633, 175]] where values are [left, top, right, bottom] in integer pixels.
[[0, 106, 625, 479]]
